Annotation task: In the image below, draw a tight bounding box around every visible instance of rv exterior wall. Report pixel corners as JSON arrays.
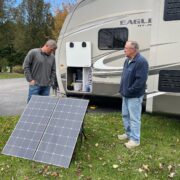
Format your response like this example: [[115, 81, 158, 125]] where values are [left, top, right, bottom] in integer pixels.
[[56, 0, 180, 115], [146, 0, 180, 114], [56, 0, 153, 96]]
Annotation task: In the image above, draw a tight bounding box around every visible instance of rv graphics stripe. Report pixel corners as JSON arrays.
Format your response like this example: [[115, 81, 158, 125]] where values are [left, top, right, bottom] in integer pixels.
[[93, 48, 150, 71], [93, 42, 179, 77], [93, 63, 180, 77], [64, 11, 151, 38]]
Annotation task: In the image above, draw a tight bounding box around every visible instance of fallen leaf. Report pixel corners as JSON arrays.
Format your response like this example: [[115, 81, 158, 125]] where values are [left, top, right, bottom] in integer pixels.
[[79, 174, 84, 179], [111, 143, 116, 147], [88, 164, 93, 168], [89, 105, 97, 110], [51, 172, 59, 177], [159, 163, 163, 169], [113, 164, 119, 169], [168, 172, 175, 178], [43, 165, 49, 173], [143, 164, 149, 171], [168, 165, 173, 172], [138, 168, 144, 173], [148, 155, 152, 159]]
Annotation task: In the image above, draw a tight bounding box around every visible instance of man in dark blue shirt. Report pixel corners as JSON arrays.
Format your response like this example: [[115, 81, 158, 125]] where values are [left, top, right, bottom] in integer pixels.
[[118, 41, 149, 149]]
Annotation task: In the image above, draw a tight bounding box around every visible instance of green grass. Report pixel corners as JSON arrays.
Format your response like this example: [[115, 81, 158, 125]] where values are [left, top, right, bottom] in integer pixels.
[[0, 113, 180, 180], [0, 73, 24, 79]]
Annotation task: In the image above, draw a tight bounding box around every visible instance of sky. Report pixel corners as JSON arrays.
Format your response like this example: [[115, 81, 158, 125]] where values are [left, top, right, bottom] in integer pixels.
[[15, 0, 77, 5], [15, 0, 77, 10]]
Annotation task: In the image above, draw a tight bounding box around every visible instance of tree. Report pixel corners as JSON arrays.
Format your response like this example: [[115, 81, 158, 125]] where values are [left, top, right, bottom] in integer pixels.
[[52, 1, 77, 39], [0, 0, 77, 72], [0, 0, 15, 24], [0, 0, 15, 48], [0, 0, 16, 72], [14, 0, 54, 53], [52, 5, 68, 39]]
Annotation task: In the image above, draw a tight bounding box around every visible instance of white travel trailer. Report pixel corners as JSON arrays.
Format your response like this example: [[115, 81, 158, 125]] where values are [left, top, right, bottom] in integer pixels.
[[56, 0, 180, 115]]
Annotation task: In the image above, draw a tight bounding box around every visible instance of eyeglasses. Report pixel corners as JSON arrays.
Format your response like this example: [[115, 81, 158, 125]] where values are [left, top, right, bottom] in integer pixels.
[[124, 47, 134, 50]]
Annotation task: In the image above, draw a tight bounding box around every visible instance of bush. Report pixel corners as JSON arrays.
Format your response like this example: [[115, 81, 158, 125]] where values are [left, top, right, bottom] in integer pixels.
[[12, 65, 24, 74], [0, 58, 8, 72]]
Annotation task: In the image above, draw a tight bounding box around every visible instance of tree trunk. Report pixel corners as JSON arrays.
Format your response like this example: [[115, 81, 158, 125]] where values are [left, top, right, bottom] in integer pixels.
[[10, 66, 13, 73]]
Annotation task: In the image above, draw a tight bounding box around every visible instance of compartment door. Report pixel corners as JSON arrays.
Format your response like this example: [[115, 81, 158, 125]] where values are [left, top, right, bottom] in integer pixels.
[[66, 41, 91, 67]]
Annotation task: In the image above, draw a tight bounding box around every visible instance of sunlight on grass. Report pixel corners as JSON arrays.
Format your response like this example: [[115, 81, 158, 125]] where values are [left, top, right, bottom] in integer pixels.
[[0, 73, 24, 79], [0, 114, 180, 179]]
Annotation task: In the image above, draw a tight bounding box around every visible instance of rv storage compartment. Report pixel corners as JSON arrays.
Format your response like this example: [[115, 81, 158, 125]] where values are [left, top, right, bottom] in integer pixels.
[[67, 67, 92, 93], [67, 67, 82, 91], [158, 70, 180, 93], [66, 41, 92, 93]]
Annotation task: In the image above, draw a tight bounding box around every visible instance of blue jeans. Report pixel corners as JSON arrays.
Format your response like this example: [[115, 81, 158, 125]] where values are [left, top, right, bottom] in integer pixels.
[[28, 85, 51, 102], [122, 96, 143, 143]]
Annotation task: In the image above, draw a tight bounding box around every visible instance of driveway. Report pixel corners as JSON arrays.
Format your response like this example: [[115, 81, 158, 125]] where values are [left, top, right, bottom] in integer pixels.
[[0, 78, 121, 116], [0, 78, 28, 116]]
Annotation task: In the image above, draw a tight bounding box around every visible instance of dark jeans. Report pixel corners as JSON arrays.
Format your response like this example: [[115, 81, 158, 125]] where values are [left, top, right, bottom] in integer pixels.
[[28, 85, 51, 102]]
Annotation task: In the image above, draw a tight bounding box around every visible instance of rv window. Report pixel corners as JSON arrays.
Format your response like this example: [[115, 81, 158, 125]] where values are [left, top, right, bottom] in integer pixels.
[[164, 0, 180, 21], [98, 28, 128, 50]]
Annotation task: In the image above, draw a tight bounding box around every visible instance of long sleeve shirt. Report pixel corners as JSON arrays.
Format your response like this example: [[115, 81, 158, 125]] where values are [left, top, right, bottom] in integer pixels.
[[23, 48, 56, 86], [119, 53, 149, 98]]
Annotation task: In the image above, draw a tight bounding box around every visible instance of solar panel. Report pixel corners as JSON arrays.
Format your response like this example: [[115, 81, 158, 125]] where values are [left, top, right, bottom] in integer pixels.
[[34, 98, 88, 168], [2, 96, 89, 168], [2, 96, 58, 160]]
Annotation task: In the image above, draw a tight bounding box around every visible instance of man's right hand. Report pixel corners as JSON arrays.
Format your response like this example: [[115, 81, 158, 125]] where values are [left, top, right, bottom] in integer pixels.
[[29, 80, 35, 85]]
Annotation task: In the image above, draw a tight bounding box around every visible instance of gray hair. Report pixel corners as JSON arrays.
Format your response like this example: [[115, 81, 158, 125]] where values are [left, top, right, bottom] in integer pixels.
[[128, 41, 139, 50], [45, 39, 57, 49]]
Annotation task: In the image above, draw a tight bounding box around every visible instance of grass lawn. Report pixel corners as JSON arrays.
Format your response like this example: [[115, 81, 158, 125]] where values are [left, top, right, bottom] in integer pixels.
[[0, 113, 180, 179], [0, 73, 24, 79]]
